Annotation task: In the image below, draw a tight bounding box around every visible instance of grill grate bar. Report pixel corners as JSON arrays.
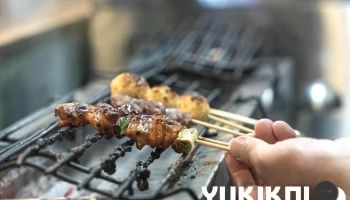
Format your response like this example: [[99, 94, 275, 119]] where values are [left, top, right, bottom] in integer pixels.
[[115, 148, 165, 199], [207, 88, 222, 103], [163, 19, 195, 55], [17, 127, 75, 164], [0, 123, 58, 163], [183, 81, 201, 94], [45, 132, 103, 174], [160, 74, 180, 86], [78, 140, 135, 189], [39, 151, 124, 185], [210, 27, 241, 74]]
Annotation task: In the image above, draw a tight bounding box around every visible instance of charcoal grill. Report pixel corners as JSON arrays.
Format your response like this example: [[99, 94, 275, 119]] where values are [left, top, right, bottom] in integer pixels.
[[0, 60, 285, 199], [0, 11, 295, 199]]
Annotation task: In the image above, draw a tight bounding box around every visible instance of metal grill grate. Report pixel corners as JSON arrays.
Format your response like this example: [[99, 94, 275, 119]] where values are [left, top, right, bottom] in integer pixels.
[[128, 16, 263, 80], [0, 67, 251, 200]]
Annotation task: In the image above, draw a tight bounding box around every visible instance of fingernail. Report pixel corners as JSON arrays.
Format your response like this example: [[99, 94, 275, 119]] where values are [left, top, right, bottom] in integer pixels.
[[231, 137, 246, 159], [246, 133, 255, 137]]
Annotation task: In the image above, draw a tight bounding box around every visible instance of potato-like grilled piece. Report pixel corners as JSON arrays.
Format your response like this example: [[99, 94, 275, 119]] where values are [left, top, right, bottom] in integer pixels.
[[125, 114, 184, 150], [147, 86, 179, 108], [110, 72, 150, 99], [178, 92, 210, 121], [55, 103, 136, 139]]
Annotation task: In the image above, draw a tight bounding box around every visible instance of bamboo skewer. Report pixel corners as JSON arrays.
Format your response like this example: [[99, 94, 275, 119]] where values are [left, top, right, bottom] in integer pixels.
[[191, 119, 245, 137], [195, 139, 230, 151], [209, 108, 257, 125], [208, 114, 254, 133], [197, 136, 230, 146], [209, 108, 301, 136]]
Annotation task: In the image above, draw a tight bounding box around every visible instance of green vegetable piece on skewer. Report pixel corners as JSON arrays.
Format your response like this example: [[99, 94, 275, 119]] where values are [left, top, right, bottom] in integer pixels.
[[173, 128, 199, 153], [116, 116, 131, 135]]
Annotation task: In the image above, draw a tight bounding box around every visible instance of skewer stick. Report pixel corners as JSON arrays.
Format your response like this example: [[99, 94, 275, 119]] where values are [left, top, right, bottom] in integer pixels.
[[195, 139, 230, 151], [209, 108, 302, 137], [197, 136, 230, 146], [209, 108, 257, 125], [208, 114, 254, 133], [191, 119, 245, 137]]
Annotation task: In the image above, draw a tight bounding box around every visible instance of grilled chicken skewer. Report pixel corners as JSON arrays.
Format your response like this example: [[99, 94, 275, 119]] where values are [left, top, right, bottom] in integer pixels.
[[55, 103, 229, 153], [110, 72, 300, 136], [111, 94, 192, 126], [110, 73, 254, 134], [111, 94, 247, 136]]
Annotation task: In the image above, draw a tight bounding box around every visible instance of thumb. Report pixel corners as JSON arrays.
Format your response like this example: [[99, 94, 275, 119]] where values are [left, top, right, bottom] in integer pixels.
[[230, 136, 271, 169]]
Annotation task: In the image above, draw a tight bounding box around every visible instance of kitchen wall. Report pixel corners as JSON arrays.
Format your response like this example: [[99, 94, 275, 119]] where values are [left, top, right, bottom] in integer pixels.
[[0, 0, 93, 129]]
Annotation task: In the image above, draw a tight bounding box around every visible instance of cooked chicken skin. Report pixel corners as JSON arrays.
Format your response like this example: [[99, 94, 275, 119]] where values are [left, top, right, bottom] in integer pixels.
[[111, 94, 166, 115], [55, 103, 136, 139], [125, 114, 185, 150], [111, 94, 192, 126]]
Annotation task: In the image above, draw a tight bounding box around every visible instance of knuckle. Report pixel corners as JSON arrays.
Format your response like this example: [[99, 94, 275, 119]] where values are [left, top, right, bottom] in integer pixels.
[[241, 142, 259, 167]]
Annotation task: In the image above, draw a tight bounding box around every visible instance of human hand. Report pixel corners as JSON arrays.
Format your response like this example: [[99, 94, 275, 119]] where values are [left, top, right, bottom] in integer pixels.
[[225, 119, 350, 197]]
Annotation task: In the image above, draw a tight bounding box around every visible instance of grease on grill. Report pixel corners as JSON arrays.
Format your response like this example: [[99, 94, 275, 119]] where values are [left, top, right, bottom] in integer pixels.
[[132, 148, 165, 191], [36, 127, 75, 148], [45, 133, 103, 174], [100, 140, 135, 175]]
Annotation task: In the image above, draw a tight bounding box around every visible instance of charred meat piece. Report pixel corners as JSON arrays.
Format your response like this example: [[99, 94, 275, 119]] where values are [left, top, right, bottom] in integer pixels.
[[54, 103, 92, 127], [110, 94, 132, 108], [55, 103, 137, 139], [110, 94, 191, 126], [125, 114, 185, 150], [165, 108, 192, 127], [111, 94, 166, 115]]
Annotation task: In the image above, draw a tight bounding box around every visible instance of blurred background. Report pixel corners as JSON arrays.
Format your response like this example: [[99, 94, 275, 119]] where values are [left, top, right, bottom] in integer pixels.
[[0, 0, 349, 139]]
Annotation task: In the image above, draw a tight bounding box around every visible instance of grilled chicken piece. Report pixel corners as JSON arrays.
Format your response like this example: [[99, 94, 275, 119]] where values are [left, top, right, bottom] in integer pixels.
[[54, 103, 92, 127], [55, 103, 136, 139], [125, 114, 185, 150], [111, 94, 165, 115], [165, 108, 192, 127], [110, 94, 132, 108], [111, 94, 191, 126]]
